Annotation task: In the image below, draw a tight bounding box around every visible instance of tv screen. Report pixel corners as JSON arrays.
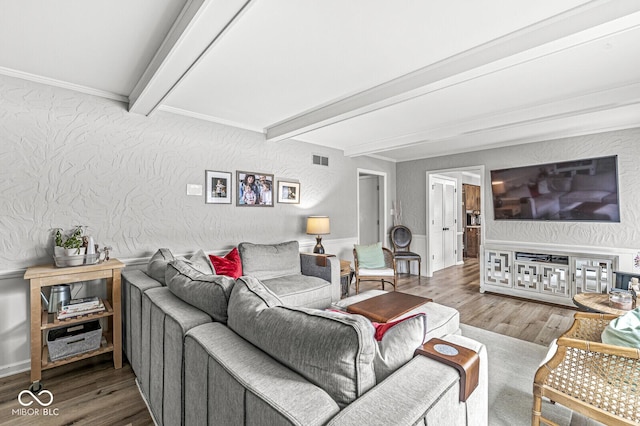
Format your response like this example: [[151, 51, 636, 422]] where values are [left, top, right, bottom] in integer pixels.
[[490, 155, 620, 222]]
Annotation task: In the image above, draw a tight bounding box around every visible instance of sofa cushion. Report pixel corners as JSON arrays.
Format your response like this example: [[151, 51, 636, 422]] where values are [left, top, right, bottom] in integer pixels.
[[262, 274, 334, 308], [354, 242, 385, 268], [165, 259, 235, 323], [147, 248, 175, 285], [147, 249, 213, 285], [227, 276, 376, 407], [209, 247, 243, 279], [187, 249, 215, 275], [238, 241, 301, 280]]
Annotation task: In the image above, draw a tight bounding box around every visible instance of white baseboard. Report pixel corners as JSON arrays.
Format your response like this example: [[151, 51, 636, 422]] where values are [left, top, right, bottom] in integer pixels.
[[0, 360, 30, 379]]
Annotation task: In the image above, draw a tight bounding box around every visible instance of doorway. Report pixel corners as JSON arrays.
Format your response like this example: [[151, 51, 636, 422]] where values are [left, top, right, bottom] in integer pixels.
[[357, 169, 387, 245], [425, 166, 485, 277]]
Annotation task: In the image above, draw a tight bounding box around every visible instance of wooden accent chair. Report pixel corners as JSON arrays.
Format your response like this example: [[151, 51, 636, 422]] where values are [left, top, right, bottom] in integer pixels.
[[390, 225, 421, 282], [353, 247, 397, 294], [532, 312, 640, 425]]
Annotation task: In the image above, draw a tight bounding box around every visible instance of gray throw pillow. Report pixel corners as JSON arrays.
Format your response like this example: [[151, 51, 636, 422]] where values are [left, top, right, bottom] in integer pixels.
[[373, 314, 427, 382], [165, 259, 235, 323], [238, 241, 301, 280], [227, 276, 376, 407], [147, 248, 175, 285]]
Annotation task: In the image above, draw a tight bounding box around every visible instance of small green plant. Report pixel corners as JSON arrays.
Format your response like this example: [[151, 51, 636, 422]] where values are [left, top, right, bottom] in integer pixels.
[[54, 226, 85, 254]]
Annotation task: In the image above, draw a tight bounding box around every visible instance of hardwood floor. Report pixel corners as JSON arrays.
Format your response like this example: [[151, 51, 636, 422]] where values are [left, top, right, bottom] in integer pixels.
[[388, 257, 579, 347], [0, 259, 577, 425]]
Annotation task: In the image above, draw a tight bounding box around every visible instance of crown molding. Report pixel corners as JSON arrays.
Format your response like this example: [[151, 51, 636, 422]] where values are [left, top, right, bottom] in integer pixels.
[[0, 66, 128, 103]]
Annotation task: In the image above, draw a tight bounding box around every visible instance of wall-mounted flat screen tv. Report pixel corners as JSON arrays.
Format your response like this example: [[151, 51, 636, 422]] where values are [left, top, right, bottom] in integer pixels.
[[490, 155, 620, 222]]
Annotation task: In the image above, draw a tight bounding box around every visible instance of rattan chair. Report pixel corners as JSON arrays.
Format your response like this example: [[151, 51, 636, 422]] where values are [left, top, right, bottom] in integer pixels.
[[532, 312, 640, 425], [389, 225, 421, 282], [353, 247, 397, 294]]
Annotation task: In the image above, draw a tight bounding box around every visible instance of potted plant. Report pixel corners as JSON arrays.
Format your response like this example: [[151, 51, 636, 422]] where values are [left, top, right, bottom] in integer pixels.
[[54, 226, 87, 266]]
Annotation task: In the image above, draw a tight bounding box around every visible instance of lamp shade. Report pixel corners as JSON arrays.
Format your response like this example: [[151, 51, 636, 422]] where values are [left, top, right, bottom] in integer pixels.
[[306, 216, 330, 235]]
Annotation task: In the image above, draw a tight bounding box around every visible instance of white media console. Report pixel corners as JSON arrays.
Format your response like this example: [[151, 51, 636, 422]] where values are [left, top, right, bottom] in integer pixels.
[[480, 244, 618, 307]]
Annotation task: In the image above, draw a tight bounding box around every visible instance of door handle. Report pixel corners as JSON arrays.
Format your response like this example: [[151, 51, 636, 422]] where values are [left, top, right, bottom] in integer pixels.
[[443, 227, 449, 231]]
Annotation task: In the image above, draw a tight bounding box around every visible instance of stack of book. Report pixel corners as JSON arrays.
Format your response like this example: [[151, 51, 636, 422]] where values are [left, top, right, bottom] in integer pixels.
[[57, 296, 105, 320]]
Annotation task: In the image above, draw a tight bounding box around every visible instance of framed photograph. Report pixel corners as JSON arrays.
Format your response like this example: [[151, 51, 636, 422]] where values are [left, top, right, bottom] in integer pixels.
[[205, 170, 232, 204], [278, 180, 300, 204], [237, 171, 274, 206]]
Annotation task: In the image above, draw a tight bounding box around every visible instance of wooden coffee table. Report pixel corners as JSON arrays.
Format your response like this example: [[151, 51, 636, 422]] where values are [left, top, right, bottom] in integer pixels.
[[346, 292, 432, 323]]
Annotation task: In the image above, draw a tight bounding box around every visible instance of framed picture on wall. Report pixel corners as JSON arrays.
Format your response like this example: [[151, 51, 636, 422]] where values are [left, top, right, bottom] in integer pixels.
[[277, 180, 300, 204], [237, 171, 274, 206], [205, 170, 232, 204]]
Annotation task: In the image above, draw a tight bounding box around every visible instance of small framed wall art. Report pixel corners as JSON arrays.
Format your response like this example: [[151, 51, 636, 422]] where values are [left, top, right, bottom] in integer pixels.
[[205, 170, 232, 204], [237, 171, 274, 206], [277, 180, 300, 204]]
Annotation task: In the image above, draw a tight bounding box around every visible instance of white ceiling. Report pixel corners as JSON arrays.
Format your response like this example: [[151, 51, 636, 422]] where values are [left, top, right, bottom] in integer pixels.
[[2, 0, 639, 162]]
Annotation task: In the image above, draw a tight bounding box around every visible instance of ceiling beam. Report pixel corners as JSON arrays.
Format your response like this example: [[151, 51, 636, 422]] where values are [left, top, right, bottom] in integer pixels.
[[343, 82, 640, 157], [265, 0, 640, 142], [128, 0, 253, 116]]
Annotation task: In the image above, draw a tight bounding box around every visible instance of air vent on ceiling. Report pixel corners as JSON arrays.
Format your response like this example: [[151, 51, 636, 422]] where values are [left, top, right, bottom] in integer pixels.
[[312, 155, 329, 167]]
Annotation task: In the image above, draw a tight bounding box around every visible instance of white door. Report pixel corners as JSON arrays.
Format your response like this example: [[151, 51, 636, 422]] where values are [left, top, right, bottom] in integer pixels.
[[358, 175, 381, 245], [430, 177, 457, 272]]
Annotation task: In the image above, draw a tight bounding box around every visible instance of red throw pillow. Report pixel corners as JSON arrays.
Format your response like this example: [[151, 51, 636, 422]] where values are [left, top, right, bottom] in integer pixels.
[[326, 309, 421, 342], [209, 247, 242, 279], [372, 314, 421, 341]]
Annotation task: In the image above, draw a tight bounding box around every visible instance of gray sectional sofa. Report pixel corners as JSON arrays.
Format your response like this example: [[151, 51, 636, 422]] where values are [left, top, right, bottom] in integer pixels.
[[122, 241, 488, 425]]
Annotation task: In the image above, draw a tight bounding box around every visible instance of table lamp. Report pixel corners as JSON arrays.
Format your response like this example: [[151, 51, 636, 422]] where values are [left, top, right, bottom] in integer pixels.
[[306, 216, 330, 254]]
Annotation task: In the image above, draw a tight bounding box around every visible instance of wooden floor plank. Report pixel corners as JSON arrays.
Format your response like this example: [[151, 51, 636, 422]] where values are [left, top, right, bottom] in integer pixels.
[[0, 259, 578, 424]]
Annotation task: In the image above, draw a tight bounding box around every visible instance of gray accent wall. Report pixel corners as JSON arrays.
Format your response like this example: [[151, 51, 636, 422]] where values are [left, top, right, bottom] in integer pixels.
[[397, 128, 640, 251], [0, 74, 395, 376]]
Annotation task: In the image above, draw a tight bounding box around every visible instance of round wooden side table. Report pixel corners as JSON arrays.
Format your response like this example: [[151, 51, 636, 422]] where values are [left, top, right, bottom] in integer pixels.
[[572, 292, 633, 316]]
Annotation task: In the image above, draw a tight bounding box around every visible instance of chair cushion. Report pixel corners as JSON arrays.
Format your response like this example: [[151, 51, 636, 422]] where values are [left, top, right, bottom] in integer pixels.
[[165, 259, 235, 323], [393, 252, 421, 259], [238, 241, 301, 280], [602, 308, 640, 348], [227, 276, 376, 408], [358, 267, 395, 277], [355, 242, 385, 268]]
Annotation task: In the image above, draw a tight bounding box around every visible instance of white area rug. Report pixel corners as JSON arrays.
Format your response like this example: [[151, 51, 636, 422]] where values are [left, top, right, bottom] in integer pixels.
[[460, 324, 575, 426]]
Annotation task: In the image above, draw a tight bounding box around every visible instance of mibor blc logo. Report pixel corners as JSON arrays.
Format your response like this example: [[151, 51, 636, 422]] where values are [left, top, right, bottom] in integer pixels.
[[12, 389, 59, 417]]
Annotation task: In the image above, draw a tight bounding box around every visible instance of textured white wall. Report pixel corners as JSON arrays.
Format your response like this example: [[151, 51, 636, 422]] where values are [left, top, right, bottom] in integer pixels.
[[0, 75, 396, 270], [0, 74, 396, 375], [397, 129, 640, 251]]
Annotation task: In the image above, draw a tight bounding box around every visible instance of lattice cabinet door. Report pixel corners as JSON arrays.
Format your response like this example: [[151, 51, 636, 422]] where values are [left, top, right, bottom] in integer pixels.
[[573, 257, 613, 294], [484, 250, 512, 287], [514, 262, 540, 292], [539, 264, 570, 297]]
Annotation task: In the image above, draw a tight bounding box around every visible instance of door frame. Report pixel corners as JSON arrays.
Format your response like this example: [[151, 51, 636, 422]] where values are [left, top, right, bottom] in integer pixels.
[[357, 168, 387, 245], [425, 165, 485, 277]]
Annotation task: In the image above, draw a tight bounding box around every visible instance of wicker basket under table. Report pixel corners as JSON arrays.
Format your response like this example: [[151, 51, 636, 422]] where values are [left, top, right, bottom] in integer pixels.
[[533, 312, 640, 425]]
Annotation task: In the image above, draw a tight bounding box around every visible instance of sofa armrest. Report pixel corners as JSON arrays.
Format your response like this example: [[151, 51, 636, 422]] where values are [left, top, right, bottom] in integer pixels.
[[300, 253, 341, 302], [327, 356, 462, 426], [121, 269, 163, 375]]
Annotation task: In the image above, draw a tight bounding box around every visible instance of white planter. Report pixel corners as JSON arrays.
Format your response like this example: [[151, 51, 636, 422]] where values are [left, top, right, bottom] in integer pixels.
[[66, 247, 86, 266], [54, 246, 86, 267]]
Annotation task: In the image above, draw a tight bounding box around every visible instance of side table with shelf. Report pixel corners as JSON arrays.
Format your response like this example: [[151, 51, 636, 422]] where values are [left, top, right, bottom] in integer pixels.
[[24, 258, 125, 390]]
